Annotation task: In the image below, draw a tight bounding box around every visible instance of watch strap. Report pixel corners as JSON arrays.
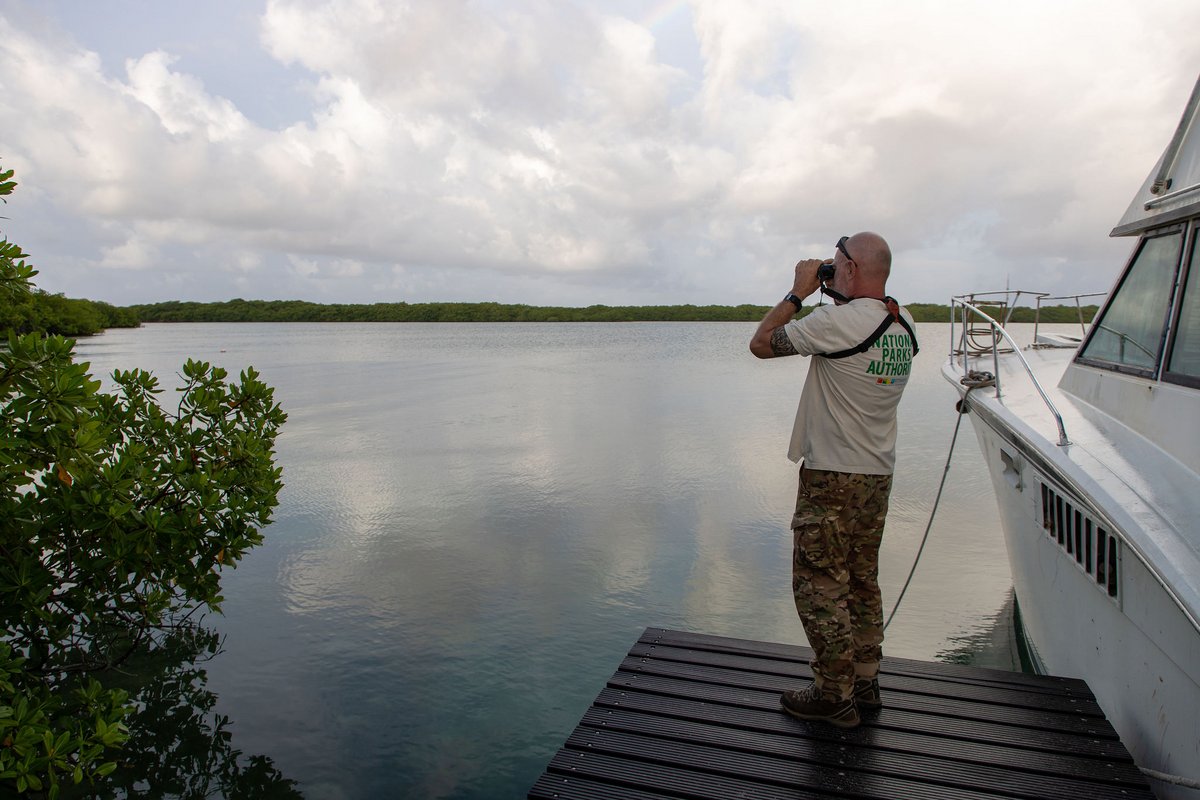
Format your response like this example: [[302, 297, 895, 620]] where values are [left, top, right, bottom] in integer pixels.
[[784, 293, 803, 310]]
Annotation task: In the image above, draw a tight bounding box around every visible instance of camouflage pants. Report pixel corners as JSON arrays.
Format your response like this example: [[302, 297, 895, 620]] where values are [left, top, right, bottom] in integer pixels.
[[791, 465, 893, 701]]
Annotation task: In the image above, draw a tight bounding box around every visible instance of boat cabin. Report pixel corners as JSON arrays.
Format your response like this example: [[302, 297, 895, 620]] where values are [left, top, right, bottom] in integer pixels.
[[1062, 74, 1200, 473]]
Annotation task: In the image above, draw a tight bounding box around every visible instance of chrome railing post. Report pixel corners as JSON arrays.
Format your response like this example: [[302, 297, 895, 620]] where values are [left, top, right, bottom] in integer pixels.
[[993, 333, 1002, 399], [949, 295, 1070, 446]]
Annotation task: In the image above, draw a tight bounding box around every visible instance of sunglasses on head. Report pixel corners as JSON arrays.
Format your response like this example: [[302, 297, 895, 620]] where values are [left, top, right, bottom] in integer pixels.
[[836, 236, 855, 263]]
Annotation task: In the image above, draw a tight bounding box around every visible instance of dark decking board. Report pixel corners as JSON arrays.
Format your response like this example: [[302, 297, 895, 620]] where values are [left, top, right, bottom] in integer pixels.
[[529, 628, 1156, 800]]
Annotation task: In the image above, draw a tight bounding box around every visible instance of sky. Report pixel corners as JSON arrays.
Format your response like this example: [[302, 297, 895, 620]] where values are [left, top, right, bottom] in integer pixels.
[[1, 0, 1198, 308]]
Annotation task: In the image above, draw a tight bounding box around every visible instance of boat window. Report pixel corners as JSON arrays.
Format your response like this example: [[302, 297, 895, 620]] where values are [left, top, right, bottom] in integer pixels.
[[1078, 230, 1183, 372], [1165, 230, 1200, 382]]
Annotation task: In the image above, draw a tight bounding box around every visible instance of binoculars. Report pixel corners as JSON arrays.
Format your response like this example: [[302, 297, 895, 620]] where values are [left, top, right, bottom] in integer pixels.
[[817, 262, 836, 282]]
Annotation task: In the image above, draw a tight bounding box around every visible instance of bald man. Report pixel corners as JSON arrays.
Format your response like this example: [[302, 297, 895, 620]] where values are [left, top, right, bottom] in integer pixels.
[[750, 231, 917, 729]]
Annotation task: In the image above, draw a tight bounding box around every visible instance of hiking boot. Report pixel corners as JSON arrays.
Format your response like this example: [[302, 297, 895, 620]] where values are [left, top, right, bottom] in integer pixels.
[[853, 677, 882, 710], [779, 683, 860, 729]]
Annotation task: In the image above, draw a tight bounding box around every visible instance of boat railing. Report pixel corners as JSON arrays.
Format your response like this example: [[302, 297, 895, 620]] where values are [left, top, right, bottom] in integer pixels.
[[949, 292, 1071, 446], [1033, 292, 1106, 343], [1092, 322, 1158, 363]]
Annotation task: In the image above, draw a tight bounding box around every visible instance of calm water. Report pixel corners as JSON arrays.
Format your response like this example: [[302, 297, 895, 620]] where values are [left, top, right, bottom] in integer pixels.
[[71, 321, 1055, 799]]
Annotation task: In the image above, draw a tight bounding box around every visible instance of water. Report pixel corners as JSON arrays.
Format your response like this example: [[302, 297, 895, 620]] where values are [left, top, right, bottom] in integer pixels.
[[69, 321, 1051, 799]]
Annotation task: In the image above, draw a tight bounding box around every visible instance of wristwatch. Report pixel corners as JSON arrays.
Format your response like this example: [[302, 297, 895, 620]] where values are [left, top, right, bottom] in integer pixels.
[[784, 293, 803, 310]]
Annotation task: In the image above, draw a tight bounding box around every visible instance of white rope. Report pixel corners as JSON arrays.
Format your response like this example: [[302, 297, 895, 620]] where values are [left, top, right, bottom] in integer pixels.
[[883, 373, 994, 630], [960, 370, 998, 389], [1141, 766, 1200, 791]]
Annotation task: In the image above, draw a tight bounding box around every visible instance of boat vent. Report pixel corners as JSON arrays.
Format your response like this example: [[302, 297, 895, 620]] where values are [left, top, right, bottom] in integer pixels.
[[1040, 482, 1119, 599]]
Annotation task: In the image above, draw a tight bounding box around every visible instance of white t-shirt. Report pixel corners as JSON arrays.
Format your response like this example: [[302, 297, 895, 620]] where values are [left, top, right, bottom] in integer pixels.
[[783, 298, 916, 475]]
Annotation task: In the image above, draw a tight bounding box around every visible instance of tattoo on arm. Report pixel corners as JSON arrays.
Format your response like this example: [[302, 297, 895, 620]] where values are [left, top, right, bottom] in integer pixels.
[[770, 327, 799, 357]]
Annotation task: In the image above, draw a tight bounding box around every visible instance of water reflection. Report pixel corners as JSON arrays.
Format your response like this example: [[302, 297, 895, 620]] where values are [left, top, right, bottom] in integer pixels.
[[74, 625, 301, 800], [68, 322, 1056, 799], [934, 589, 1021, 671]]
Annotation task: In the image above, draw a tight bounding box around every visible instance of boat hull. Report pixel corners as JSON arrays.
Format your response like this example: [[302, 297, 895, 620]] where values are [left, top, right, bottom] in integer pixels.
[[958, 391, 1200, 799]]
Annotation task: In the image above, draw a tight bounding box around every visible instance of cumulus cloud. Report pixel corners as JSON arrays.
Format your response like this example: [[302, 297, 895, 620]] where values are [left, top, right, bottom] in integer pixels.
[[100, 232, 158, 270], [0, 1, 1198, 305], [124, 50, 250, 141]]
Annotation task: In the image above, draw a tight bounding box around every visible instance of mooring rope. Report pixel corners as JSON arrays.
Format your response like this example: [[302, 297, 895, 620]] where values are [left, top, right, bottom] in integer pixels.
[[883, 371, 995, 630], [1140, 766, 1200, 790]]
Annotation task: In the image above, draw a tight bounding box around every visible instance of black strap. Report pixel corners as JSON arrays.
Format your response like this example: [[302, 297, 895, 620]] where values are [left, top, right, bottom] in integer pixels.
[[817, 296, 920, 360], [886, 296, 920, 357]]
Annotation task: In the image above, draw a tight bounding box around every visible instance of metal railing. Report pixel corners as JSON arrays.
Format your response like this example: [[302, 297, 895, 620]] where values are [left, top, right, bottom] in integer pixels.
[[949, 292, 1071, 447], [1033, 292, 1106, 343], [1092, 323, 1158, 365]]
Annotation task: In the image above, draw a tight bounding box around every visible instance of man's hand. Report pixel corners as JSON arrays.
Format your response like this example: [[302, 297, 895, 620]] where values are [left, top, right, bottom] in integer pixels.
[[749, 257, 825, 359], [792, 259, 824, 299]]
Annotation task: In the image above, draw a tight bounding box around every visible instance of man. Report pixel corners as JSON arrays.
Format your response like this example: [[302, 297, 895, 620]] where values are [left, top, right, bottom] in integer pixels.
[[749, 231, 916, 729]]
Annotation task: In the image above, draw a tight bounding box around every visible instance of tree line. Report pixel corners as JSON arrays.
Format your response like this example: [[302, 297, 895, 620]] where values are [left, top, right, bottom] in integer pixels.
[[2, 289, 139, 336], [0, 295, 1100, 338], [128, 298, 775, 323], [125, 298, 1098, 325]]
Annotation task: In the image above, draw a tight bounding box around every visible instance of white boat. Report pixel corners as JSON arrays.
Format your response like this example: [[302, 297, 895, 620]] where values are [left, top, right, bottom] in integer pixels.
[[944, 74, 1200, 799]]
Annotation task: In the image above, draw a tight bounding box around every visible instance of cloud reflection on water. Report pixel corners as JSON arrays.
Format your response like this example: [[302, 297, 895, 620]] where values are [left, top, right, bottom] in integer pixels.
[[71, 321, 1018, 799]]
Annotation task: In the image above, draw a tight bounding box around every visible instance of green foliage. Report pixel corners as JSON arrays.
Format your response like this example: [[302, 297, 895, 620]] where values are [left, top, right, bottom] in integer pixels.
[[0, 170, 137, 339], [906, 303, 954, 323], [1007, 304, 1098, 324], [65, 626, 301, 799], [2, 164, 286, 796], [951, 303, 1099, 325], [127, 298, 781, 322], [0, 644, 130, 798], [126, 298, 1096, 324], [2, 290, 140, 339]]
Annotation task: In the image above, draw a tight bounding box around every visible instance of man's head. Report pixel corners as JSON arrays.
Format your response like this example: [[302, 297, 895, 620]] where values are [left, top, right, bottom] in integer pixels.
[[829, 231, 892, 301]]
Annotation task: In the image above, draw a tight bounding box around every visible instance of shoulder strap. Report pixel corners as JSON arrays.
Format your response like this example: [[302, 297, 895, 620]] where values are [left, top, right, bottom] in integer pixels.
[[886, 296, 920, 357], [817, 296, 920, 360]]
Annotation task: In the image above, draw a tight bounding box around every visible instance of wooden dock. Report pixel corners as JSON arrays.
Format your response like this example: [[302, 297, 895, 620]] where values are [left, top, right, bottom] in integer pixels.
[[529, 627, 1156, 799]]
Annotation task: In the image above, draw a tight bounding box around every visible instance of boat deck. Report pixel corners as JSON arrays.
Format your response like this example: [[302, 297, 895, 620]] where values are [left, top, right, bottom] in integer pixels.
[[528, 627, 1156, 799]]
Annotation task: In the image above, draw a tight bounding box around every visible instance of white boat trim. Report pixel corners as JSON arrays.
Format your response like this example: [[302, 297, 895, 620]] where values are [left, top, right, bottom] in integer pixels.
[[946, 313, 1200, 638]]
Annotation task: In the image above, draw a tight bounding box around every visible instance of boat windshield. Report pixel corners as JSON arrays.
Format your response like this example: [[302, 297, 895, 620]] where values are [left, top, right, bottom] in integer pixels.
[[1078, 228, 1183, 373]]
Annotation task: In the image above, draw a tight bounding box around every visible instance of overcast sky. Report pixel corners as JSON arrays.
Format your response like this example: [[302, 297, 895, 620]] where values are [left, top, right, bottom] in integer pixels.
[[1, 1, 1198, 307]]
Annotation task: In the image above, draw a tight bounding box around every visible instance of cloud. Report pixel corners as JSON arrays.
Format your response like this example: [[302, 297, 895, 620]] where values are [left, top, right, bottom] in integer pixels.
[[287, 254, 364, 281], [0, 1, 1198, 305], [124, 50, 250, 141], [99, 231, 157, 270]]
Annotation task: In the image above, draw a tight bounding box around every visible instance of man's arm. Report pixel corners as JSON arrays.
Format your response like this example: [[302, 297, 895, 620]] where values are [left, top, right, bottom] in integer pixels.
[[749, 259, 823, 359]]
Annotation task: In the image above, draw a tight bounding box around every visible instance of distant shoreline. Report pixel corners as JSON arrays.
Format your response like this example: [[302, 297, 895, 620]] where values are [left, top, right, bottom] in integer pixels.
[[126, 299, 1098, 325], [7, 297, 1098, 338]]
